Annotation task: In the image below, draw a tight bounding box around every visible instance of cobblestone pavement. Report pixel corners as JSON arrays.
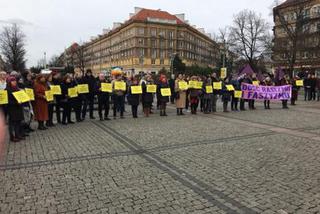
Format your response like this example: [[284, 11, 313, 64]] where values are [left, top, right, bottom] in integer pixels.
[[1, 99, 320, 214]]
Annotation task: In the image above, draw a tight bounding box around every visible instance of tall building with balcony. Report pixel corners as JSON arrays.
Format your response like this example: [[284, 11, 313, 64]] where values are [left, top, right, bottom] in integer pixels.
[[273, 0, 320, 76], [63, 7, 220, 75]]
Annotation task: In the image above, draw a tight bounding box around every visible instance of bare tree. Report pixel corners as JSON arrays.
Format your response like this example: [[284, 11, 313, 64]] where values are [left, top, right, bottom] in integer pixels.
[[273, 0, 311, 76], [229, 10, 270, 70], [0, 24, 26, 71], [74, 45, 86, 75]]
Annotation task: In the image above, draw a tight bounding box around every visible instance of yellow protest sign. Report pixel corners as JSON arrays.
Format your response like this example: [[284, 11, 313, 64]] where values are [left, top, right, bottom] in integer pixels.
[[234, 90, 243, 98], [45, 90, 54, 102], [0, 90, 8, 105], [195, 81, 203, 89], [178, 81, 188, 90], [101, 83, 112, 93], [114, 81, 126, 91], [131, 86, 142, 94], [68, 87, 78, 98], [50, 85, 62, 95], [252, 81, 260, 86], [206, 86, 213, 94], [25, 88, 35, 101], [213, 82, 222, 90], [188, 81, 197, 89], [147, 85, 157, 93], [220, 67, 227, 79], [161, 88, 171, 97], [13, 90, 30, 104], [296, 80, 304, 86], [226, 85, 235, 91], [77, 84, 89, 94]]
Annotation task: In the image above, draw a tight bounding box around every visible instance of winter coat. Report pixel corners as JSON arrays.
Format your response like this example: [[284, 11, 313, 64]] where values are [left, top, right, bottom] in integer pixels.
[[157, 82, 170, 103], [34, 82, 49, 121], [127, 84, 140, 106], [6, 87, 24, 122]]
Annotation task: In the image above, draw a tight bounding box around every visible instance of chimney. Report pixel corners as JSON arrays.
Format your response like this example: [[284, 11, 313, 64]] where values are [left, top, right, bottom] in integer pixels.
[[103, 28, 111, 34], [129, 13, 134, 18], [197, 28, 205, 34]]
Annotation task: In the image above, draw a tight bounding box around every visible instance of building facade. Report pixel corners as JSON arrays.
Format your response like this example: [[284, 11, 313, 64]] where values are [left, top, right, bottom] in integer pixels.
[[63, 8, 220, 75], [273, 0, 320, 76]]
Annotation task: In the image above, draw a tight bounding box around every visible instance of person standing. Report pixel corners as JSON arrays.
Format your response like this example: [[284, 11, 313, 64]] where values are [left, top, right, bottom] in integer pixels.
[[127, 77, 140, 118], [82, 69, 96, 120], [112, 74, 126, 119], [304, 74, 311, 101], [248, 74, 257, 110], [0, 71, 8, 119], [310, 74, 317, 101], [52, 71, 62, 123], [263, 77, 273, 109], [231, 77, 240, 111], [97, 73, 110, 121], [211, 73, 220, 113], [169, 75, 175, 104], [141, 75, 154, 117], [189, 76, 201, 115], [221, 78, 231, 113], [316, 77, 320, 101], [291, 76, 300, 106], [175, 74, 187, 116], [46, 73, 55, 127], [6, 76, 25, 142], [34, 74, 49, 130], [61, 74, 75, 125], [278, 75, 290, 109], [157, 75, 169, 116], [202, 77, 212, 114]]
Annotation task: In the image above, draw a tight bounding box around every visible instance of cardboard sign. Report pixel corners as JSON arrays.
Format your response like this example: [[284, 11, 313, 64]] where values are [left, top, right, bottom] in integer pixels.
[[234, 90, 243, 98], [252, 81, 260, 86], [131, 86, 142, 94], [50, 85, 62, 95], [296, 80, 304, 86], [101, 83, 112, 93], [220, 67, 227, 79], [188, 81, 197, 89], [206, 86, 213, 94], [45, 90, 54, 102], [213, 82, 222, 90], [114, 81, 126, 91], [25, 88, 35, 101], [226, 85, 235, 91], [147, 85, 157, 93], [161, 88, 171, 97], [0, 90, 8, 105], [195, 81, 203, 89], [77, 84, 89, 94], [178, 81, 188, 90], [13, 90, 30, 104], [68, 87, 78, 98]]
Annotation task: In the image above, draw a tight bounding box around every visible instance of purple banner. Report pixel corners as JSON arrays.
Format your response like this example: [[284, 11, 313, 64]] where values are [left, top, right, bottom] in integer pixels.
[[241, 83, 292, 100]]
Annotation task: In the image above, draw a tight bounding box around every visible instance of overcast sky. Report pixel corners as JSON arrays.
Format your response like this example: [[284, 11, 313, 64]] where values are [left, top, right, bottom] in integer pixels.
[[0, 0, 280, 67]]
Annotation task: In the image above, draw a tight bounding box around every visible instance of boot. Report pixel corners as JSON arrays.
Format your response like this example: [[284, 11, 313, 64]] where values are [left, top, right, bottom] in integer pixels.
[[180, 109, 185, 115], [163, 110, 168, 116], [177, 109, 180, 116]]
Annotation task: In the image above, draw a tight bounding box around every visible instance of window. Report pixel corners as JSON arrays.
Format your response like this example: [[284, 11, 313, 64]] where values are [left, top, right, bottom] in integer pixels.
[[151, 39, 156, 48], [138, 28, 145, 35], [151, 59, 156, 64], [160, 39, 165, 48], [151, 28, 157, 37], [168, 41, 174, 48], [168, 31, 174, 39], [160, 59, 164, 64], [152, 49, 157, 59], [159, 29, 166, 37]]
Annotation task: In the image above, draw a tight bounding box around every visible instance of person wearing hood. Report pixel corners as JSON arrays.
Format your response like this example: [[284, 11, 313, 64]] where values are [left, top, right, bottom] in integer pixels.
[[6, 76, 25, 142]]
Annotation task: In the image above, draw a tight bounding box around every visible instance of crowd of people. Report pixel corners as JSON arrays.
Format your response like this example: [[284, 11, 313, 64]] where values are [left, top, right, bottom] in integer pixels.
[[0, 69, 319, 143]]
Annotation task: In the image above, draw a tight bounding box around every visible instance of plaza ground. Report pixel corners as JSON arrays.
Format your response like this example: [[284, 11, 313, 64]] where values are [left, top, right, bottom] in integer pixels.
[[0, 99, 320, 214]]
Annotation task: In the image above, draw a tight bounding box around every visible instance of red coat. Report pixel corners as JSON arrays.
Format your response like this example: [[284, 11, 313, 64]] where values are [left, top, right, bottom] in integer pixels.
[[34, 82, 48, 121]]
